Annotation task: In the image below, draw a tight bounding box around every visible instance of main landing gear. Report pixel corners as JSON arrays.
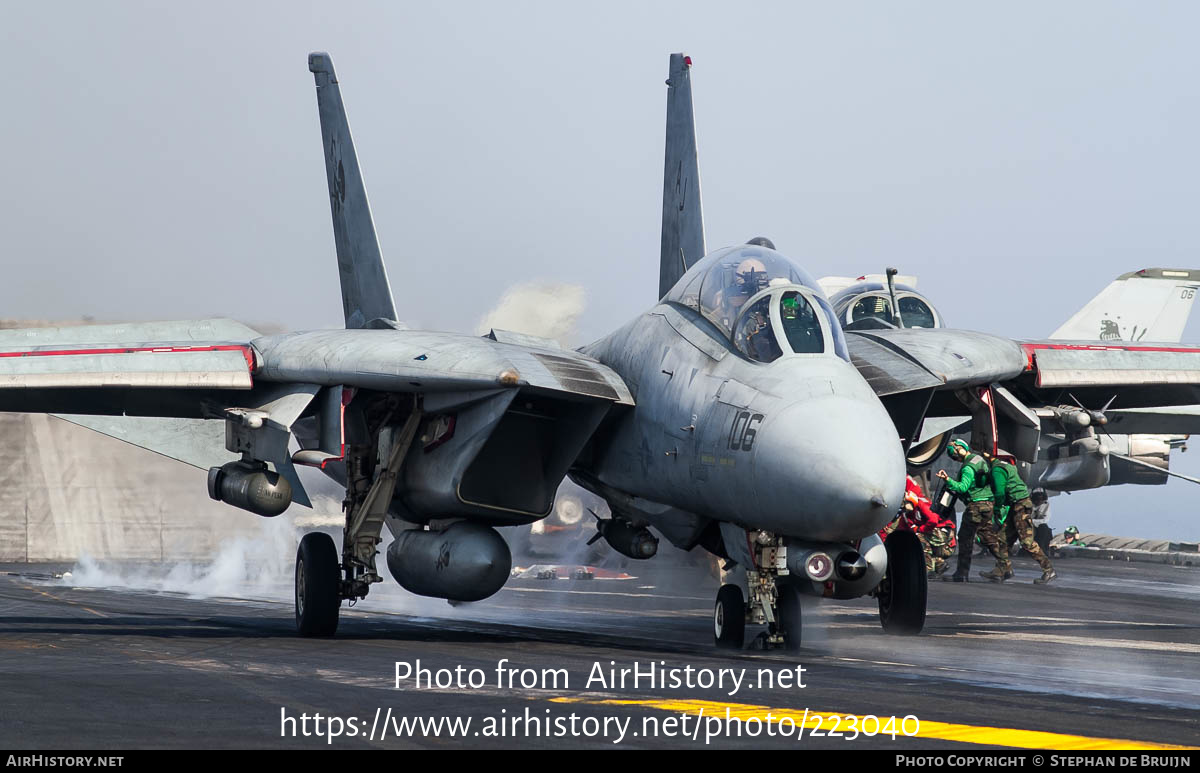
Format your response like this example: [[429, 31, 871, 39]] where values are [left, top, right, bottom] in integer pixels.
[[713, 532, 802, 651], [877, 529, 927, 634], [294, 394, 425, 638], [296, 532, 341, 636]]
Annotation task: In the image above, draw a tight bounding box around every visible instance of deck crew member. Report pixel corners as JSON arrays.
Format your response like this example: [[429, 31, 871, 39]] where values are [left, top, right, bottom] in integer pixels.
[[937, 439, 1005, 582], [983, 452, 1056, 585]]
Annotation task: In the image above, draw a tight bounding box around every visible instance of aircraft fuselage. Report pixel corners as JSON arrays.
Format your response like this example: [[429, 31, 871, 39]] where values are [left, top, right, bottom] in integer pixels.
[[581, 299, 906, 543]]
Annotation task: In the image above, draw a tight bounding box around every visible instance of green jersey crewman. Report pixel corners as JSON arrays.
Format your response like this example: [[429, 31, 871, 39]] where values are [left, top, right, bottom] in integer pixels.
[[1062, 526, 1086, 546], [937, 439, 1007, 582], [985, 452, 1056, 584]]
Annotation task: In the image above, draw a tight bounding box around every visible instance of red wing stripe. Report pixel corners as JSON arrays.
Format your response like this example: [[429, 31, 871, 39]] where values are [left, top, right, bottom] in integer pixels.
[[0, 345, 256, 372], [1021, 342, 1200, 373], [1021, 342, 1200, 354]]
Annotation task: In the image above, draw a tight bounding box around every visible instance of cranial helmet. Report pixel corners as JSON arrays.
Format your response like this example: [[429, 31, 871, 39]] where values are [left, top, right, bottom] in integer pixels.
[[948, 439, 970, 459], [735, 258, 768, 291]]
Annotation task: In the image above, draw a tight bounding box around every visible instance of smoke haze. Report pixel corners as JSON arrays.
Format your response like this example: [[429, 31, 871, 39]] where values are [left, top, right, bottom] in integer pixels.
[[475, 283, 586, 346]]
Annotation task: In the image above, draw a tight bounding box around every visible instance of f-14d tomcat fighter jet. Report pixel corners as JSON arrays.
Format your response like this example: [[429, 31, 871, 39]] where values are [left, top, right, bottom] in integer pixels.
[[0, 52, 910, 649], [6, 53, 1200, 651]]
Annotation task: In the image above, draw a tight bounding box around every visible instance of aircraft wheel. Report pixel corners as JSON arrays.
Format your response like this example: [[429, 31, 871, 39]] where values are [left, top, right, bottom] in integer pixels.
[[878, 530, 927, 635], [714, 584, 745, 649], [777, 583, 802, 651], [296, 532, 341, 637]]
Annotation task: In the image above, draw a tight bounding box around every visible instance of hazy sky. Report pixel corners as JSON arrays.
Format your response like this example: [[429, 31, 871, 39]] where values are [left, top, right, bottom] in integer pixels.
[[3, 2, 1200, 539]]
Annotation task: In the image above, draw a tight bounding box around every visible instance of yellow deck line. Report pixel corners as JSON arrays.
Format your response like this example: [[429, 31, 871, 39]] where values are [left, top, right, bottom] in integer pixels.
[[23, 584, 106, 618], [550, 697, 1197, 750]]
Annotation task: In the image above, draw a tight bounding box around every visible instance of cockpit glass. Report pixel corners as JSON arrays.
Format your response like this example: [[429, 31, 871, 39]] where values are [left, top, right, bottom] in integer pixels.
[[733, 296, 782, 363], [687, 247, 813, 334], [662, 245, 850, 361], [813, 295, 850, 361], [779, 291, 824, 354], [898, 296, 936, 328], [851, 295, 892, 324]]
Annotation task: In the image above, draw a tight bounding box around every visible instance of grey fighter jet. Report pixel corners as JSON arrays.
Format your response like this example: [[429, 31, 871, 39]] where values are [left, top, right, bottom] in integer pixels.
[[0, 52, 918, 650], [6, 53, 1200, 651]]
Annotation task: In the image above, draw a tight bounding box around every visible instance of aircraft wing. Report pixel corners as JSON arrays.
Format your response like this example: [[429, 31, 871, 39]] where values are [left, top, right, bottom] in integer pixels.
[[0, 319, 258, 411], [845, 328, 1026, 396], [0, 317, 632, 410], [1020, 341, 1200, 389], [251, 329, 634, 404], [847, 328, 1200, 399], [846, 326, 1200, 460], [0, 317, 633, 509]]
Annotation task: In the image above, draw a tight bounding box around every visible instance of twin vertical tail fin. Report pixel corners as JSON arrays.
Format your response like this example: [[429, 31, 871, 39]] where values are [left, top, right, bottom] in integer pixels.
[[659, 53, 706, 300], [309, 52, 398, 329], [1050, 268, 1200, 343], [312, 51, 704, 313]]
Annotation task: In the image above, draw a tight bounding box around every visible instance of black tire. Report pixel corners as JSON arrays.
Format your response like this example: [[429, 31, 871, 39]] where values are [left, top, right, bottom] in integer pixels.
[[1035, 524, 1052, 555], [878, 530, 927, 635], [777, 583, 802, 651], [714, 584, 745, 649], [296, 532, 341, 637]]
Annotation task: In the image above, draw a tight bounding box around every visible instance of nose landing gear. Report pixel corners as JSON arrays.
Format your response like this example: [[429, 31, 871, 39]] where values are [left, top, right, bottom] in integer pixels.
[[714, 584, 745, 649], [713, 531, 803, 651], [774, 584, 802, 651]]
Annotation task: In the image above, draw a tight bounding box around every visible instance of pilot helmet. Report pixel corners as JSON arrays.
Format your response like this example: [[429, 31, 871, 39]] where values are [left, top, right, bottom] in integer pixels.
[[732, 258, 768, 305]]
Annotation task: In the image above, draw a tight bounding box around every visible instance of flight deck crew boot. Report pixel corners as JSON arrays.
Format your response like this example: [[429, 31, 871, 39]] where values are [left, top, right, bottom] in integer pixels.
[[1034, 570, 1057, 585], [979, 568, 1012, 583]]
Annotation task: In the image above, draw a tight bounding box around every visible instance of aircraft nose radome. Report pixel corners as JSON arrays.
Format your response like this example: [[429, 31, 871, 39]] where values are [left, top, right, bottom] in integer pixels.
[[753, 397, 906, 542]]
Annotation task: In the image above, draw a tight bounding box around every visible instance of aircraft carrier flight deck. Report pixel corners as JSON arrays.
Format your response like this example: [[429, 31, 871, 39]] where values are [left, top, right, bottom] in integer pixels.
[[1, 552, 1196, 750]]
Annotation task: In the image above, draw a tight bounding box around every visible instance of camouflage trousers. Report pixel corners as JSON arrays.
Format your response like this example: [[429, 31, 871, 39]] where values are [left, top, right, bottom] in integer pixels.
[[954, 500, 1006, 575], [924, 526, 956, 573], [884, 518, 957, 573], [914, 531, 933, 571], [1000, 498, 1054, 574]]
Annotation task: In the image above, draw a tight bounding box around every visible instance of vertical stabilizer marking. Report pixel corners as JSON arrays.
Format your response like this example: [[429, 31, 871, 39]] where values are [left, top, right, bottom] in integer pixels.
[[309, 52, 398, 329], [659, 53, 706, 301], [1050, 268, 1200, 343]]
